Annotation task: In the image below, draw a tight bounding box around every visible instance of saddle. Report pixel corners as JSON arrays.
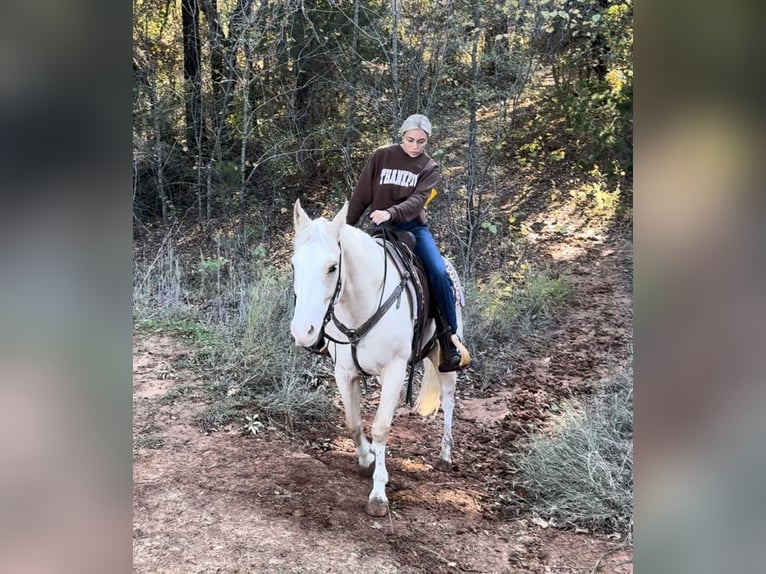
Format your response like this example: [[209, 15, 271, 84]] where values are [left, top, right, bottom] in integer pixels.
[[364, 224, 468, 402]]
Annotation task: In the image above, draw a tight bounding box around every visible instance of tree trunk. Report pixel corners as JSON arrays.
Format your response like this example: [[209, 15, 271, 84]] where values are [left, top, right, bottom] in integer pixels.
[[182, 0, 204, 154], [199, 0, 255, 155], [390, 0, 401, 136], [343, 0, 360, 153], [200, 0, 227, 152], [240, 36, 253, 203], [292, 0, 333, 177], [464, 0, 482, 278], [148, 74, 170, 223]]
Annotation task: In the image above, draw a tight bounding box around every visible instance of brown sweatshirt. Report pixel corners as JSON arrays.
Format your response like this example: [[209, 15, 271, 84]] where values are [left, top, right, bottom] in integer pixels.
[[346, 144, 439, 226]]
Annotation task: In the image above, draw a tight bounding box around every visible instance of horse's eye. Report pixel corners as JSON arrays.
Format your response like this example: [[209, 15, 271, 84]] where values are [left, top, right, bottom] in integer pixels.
[[328, 263, 337, 274]]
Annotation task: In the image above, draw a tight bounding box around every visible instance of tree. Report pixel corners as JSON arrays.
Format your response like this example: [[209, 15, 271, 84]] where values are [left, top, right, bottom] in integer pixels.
[[132, 0, 632, 236], [182, 0, 204, 154]]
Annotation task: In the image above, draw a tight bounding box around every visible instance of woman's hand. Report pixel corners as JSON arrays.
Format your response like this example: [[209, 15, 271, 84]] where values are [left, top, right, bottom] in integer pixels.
[[370, 210, 392, 225]]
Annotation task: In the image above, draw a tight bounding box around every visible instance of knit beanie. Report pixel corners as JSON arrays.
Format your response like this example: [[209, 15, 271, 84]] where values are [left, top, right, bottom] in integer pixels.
[[398, 114, 432, 137]]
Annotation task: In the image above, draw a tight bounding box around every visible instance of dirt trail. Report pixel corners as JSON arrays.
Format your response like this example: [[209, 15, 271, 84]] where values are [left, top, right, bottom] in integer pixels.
[[133, 217, 633, 573]]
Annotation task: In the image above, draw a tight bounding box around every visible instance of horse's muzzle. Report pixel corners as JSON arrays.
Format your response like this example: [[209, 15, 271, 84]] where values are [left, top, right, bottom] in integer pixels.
[[290, 320, 320, 348]]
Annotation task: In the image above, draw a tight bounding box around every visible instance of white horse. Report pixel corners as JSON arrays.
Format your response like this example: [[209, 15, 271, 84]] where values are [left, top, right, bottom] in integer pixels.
[[290, 199, 464, 517]]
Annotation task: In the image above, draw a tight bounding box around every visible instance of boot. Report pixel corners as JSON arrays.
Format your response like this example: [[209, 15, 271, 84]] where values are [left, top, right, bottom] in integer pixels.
[[438, 332, 470, 373]]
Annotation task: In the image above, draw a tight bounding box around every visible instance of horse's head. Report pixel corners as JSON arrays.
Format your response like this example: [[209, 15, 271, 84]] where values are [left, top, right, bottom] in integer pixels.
[[290, 199, 349, 347]]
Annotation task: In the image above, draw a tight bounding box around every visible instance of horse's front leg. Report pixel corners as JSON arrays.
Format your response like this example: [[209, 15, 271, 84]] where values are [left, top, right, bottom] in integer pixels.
[[335, 365, 375, 475], [366, 359, 408, 517], [436, 368, 456, 470]]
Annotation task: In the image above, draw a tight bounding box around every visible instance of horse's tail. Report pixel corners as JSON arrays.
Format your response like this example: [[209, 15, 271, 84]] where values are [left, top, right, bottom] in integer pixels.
[[415, 356, 441, 416]]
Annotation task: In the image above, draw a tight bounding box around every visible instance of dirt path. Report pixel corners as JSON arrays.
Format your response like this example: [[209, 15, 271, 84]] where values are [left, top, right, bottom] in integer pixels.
[[133, 217, 633, 573]]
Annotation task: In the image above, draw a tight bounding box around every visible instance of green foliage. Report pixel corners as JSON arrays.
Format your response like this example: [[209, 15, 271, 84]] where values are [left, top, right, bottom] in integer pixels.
[[463, 267, 571, 383], [567, 164, 626, 220], [251, 245, 267, 259], [506, 0, 632, 182], [525, 272, 571, 318], [216, 160, 240, 186], [466, 275, 520, 343], [468, 268, 570, 341], [240, 268, 297, 359], [137, 316, 216, 347], [145, 261, 338, 433], [185, 267, 299, 384], [159, 383, 202, 404], [198, 257, 228, 273], [561, 82, 632, 174], [132, 0, 631, 221], [517, 363, 633, 535], [481, 220, 498, 234], [513, 79, 632, 181], [134, 434, 165, 450]]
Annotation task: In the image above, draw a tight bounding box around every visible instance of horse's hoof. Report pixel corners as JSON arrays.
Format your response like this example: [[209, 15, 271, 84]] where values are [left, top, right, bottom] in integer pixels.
[[365, 498, 389, 517], [359, 459, 376, 477], [434, 458, 452, 472]]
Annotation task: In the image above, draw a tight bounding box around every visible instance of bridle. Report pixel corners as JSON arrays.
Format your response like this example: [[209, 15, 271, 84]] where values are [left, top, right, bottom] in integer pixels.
[[316, 237, 411, 378], [298, 225, 433, 405], [305, 246, 344, 355]]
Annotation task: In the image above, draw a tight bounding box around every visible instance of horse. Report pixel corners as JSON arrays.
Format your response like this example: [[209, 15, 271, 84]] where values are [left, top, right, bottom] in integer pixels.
[[290, 199, 465, 517]]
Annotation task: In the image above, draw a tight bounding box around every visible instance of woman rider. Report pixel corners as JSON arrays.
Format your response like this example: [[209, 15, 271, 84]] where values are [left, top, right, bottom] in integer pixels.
[[346, 114, 470, 372]]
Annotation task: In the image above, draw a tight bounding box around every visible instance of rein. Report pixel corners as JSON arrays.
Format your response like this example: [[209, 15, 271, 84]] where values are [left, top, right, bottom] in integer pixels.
[[315, 228, 421, 403], [322, 234, 410, 373]]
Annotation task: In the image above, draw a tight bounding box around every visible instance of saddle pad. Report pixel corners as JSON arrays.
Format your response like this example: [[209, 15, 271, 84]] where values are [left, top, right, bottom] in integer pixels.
[[443, 256, 465, 307]]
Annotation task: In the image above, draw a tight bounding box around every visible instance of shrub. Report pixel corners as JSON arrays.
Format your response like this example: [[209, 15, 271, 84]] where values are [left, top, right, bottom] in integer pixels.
[[524, 272, 571, 321], [240, 268, 297, 364], [568, 164, 624, 221], [134, 434, 165, 450], [255, 368, 337, 430], [187, 267, 338, 431], [195, 398, 241, 433]]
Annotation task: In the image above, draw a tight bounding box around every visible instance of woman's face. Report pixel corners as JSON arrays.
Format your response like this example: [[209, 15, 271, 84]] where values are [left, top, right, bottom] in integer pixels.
[[400, 129, 428, 158]]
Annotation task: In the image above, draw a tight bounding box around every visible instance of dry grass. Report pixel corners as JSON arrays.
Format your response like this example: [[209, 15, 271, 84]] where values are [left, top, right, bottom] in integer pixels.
[[134, 239, 339, 432], [516, 362, 633, 536], [255, 370, 337, 430]]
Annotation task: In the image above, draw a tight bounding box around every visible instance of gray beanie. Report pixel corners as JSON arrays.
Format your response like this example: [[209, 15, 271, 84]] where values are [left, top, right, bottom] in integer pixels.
[[398, 114, 432, 137]]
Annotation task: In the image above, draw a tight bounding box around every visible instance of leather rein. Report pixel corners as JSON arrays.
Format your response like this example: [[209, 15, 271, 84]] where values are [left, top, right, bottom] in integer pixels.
[[310, 231, 418, 401]]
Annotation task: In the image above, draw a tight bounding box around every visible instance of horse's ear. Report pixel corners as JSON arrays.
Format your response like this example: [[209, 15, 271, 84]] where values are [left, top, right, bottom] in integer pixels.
[[294, 199, 311, 234], [330, 202, 349, 236]]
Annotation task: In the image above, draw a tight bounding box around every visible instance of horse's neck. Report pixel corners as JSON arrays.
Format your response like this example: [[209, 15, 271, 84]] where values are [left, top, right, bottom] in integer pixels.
[[336, 226, 387, 324]]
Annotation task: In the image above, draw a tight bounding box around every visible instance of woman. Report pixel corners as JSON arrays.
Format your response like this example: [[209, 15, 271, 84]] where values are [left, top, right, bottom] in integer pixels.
[[346, 114, 470, 372]]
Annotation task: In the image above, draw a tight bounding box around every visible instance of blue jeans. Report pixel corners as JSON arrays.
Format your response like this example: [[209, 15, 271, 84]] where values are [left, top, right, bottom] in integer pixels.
[[394, 221, 458, 334]]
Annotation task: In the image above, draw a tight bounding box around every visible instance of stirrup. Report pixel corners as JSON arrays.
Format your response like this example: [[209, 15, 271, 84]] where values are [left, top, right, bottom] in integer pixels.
[[438, 335, 470, 372]]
